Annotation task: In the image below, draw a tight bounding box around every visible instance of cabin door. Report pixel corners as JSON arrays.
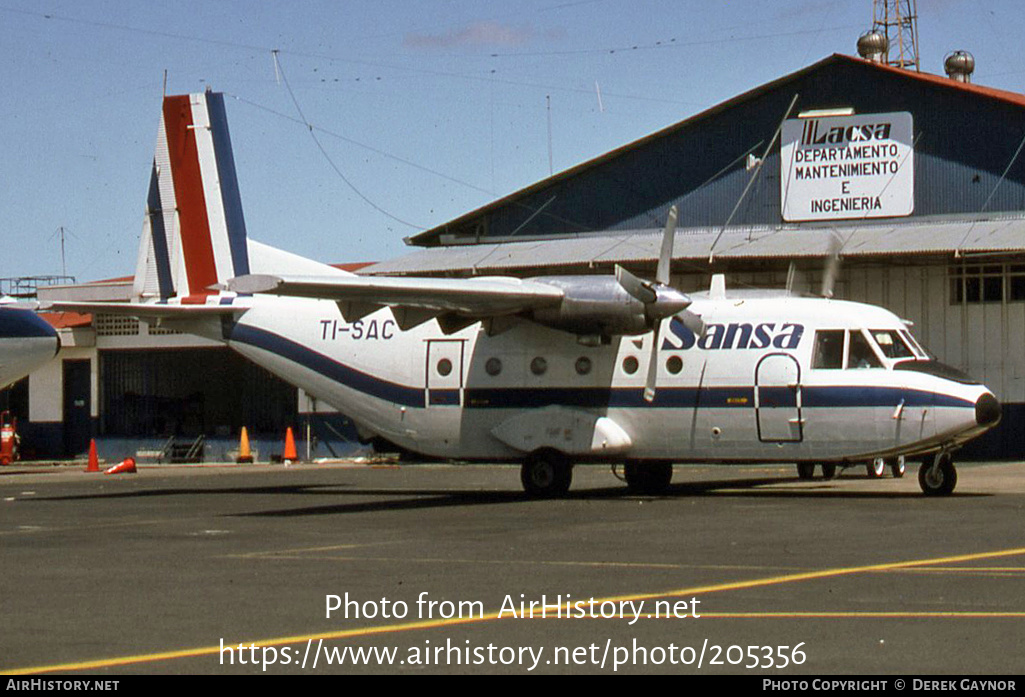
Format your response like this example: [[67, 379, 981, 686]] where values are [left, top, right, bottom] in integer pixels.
[[425, 339, 464, 407], [755, 353, 803, 442]]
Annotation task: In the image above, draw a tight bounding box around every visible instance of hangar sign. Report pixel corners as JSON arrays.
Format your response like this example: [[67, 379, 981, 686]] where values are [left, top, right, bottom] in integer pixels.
[[780, 111, 913, 222]]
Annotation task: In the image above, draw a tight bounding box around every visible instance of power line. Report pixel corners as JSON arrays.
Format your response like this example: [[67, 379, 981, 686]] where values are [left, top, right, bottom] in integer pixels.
[[226, 92, 498, 198], [273, 51, 425, 230], [0, 5, 703, 108]]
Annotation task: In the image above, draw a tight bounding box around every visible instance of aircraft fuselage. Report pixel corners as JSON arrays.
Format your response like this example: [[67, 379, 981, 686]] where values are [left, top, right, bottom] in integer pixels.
[[219, 293, 997, 466]]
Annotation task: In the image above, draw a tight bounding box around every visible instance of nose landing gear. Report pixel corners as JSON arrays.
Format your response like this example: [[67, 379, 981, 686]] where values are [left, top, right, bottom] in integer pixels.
[[918, 452, 957, 496]]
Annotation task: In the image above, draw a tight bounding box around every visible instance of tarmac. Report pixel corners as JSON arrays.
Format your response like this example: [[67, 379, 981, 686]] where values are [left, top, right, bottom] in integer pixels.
[[2, 458, 1024, 675]]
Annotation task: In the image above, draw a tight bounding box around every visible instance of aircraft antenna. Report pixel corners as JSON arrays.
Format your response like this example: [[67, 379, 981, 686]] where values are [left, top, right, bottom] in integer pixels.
[[48, 226, 77, 278], [546, 95, 554, 176]]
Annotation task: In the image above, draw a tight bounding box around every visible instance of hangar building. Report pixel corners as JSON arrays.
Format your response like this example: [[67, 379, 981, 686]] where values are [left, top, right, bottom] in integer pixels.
[[10, 49, 1025, 460]]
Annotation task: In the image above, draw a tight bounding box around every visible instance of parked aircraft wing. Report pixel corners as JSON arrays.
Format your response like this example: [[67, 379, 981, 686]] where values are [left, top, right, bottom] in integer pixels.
[[42, 301, 243, 318]]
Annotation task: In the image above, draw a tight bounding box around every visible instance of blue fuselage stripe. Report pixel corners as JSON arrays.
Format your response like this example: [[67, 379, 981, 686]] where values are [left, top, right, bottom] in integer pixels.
[[227, 325, 975, 412], [229, 324, 424, 407]]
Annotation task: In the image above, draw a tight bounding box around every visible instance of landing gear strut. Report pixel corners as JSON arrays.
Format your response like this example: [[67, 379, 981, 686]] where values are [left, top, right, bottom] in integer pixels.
[[521, 450, 573, 498], [796, 462, 815, 480], [624, 461, 673, 494], [918, 452, 957, 496]]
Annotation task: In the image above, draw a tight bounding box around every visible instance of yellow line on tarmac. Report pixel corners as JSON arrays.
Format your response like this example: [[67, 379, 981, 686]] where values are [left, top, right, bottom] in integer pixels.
[[575, 546, 1025, 607], [6, 545, 1025, 675], [892, 566, 1025, 574]]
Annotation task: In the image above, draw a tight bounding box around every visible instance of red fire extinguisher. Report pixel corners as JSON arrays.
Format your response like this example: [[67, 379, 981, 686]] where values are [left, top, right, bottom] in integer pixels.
[[0, 411, 18, 466]]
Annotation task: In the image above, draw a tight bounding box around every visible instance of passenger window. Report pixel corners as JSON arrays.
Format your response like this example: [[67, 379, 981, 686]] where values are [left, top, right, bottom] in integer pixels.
[[847, 331, 882, 369], [812, 330, 845, 369]]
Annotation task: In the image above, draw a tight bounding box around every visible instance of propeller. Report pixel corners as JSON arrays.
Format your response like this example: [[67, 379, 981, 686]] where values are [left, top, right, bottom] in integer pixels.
[[820, 232, 842, 299], [614, 206, 703, 402]]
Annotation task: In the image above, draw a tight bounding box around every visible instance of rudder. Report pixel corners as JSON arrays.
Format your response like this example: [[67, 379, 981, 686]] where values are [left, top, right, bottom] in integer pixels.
[[134, 90, 250, 301]]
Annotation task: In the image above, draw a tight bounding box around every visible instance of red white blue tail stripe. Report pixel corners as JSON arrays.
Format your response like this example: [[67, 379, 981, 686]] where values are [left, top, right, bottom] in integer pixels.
[[134, 91, 250, 301]]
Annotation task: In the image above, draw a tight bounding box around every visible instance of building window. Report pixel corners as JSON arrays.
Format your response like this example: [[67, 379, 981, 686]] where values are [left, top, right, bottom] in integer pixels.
[[1010, 265, 1025, 302], [94, 314, 141, 336], [949, 264, 1025, 304]]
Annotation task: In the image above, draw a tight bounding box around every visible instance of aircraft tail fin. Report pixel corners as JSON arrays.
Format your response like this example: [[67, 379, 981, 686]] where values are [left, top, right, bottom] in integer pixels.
[[134, 91, 251, 301]]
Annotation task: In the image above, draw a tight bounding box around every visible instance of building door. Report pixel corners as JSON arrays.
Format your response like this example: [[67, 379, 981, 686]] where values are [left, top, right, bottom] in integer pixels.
[[63, 360, 92, 457], [755, 353, 803, 442]]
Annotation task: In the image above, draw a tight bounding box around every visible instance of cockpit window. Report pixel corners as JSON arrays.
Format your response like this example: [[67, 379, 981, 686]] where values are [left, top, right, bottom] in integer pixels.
[[848, 331, 883, 369], [812, 330, 845, 369], [899, 329, 932, 359], [870, 329, 916, 359]]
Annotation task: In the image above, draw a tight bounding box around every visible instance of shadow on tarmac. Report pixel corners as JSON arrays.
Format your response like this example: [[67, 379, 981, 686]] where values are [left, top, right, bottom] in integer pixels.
[[25, 474, 987, 518]]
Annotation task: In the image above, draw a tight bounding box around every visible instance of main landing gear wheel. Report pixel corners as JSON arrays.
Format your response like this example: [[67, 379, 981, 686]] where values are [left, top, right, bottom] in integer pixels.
[[796, 462, 815, 480], [918, 453, 957, 496], [624, 461, 673, 494], [521, 450, 572, 498], [820, 463, 837, 480], [888, 455, 906, 478], [867, 458, 886, 478]]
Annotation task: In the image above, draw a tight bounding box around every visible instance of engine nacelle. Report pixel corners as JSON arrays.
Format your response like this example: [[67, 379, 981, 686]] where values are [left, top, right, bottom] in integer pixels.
[[526, 276, 650, 336]]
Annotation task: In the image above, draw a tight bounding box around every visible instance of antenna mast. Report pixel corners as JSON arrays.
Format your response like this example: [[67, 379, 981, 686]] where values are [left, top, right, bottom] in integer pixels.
[[872, 0, 920, 71]]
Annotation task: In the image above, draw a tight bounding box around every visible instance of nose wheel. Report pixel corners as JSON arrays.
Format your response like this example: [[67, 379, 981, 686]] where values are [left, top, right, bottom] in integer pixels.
[[918, 452, 957, 496]]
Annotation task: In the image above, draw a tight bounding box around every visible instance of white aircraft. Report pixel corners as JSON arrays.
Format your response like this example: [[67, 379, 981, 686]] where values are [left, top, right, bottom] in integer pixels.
[[0, 303, 59, 389], [47, 91, 1001, 497]]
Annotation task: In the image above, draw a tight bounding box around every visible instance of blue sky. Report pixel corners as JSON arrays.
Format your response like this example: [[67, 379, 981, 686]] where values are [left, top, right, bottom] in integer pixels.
[[2, 1, 1024, 283]]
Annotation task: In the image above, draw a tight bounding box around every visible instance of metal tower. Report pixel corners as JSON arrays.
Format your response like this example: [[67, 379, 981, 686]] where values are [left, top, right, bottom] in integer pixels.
[[873, 0, 920, 71]]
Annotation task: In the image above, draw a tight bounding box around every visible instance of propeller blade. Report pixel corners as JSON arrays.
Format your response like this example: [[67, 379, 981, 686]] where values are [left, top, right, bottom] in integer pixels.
[[644, 320, 661, 403], [821, 233, 842, 298], [655, 205, 678, 286], [616, 265, 656, 304], [679, 309, 705, 336]]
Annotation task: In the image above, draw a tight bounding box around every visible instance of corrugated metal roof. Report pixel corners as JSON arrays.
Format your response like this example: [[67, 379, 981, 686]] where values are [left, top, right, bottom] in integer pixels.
[[366, 215, 1025, 276], [408, 53, 1025, 248]]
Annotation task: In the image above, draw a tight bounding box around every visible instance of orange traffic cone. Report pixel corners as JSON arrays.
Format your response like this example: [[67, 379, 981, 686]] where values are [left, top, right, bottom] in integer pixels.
[[237, 427, 253, 464], [282, 427, 298, 464], [104, 457, 137, 475], [85, 439, 100, 472]]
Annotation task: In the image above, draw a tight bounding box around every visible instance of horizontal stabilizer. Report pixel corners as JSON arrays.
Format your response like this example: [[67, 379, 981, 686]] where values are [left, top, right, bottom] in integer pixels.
[[42, 300, 243, 319]]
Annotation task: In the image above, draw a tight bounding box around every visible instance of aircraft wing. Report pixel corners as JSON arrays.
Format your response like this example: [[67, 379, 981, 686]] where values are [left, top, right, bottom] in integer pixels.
[[227, 274, 565, 328]]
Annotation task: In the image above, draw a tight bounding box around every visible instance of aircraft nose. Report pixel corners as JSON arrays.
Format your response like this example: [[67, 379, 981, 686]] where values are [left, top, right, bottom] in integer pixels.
[[0, 308, 57, 340], [975, 393, 1002, 427]]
